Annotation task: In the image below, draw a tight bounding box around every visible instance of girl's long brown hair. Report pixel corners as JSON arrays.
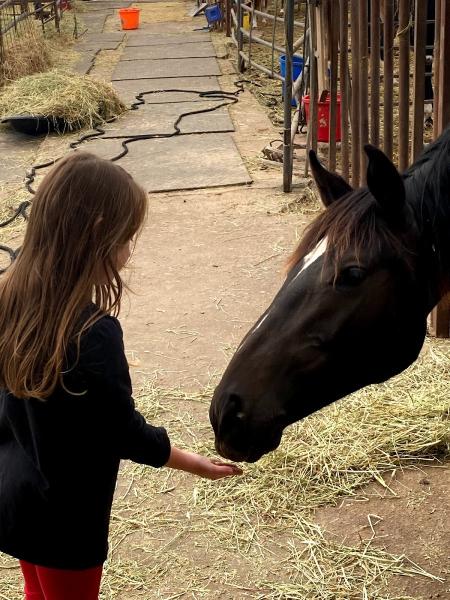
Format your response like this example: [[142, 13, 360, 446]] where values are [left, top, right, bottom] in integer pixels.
[[0, 152, 147, 400]]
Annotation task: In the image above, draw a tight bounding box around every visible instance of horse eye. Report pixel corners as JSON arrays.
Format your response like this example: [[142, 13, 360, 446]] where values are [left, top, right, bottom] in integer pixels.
[[336, 267, 367, 287]]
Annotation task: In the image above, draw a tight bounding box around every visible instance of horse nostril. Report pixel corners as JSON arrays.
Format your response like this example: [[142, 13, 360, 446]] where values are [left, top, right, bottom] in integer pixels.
[[226, 393, 245, 423]]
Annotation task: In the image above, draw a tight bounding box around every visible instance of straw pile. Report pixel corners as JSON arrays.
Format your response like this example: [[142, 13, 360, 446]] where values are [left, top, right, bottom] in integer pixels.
[[0, 26, 52, 85], [104, 341, 449, 598], [0, 341, 448, 599], [0, 70, 126, 129]]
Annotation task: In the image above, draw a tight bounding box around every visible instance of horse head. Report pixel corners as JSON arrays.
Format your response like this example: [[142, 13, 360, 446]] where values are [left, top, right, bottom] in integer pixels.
[[210, 144, 437, 463]]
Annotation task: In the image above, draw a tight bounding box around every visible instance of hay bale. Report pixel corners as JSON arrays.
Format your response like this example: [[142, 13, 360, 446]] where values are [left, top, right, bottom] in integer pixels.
[[0, 70, 126, 129]]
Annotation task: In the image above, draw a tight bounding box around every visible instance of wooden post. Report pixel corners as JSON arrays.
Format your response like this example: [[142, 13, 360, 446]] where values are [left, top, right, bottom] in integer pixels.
[[412, 0, 426, 161], [359, 0, 369, 185], [339, 0, 350, 182], [370, 0, 380, 147], [383, 0, 394, 160], [315, 1, 329, 95], [237, 0, 244, 73], [226, 0, 231, 36], [54, 0, 60, 32], [433, 0, 441, 140], [350, 0, 360, 187], [437, 0, 450, 133], [309, 0, 318, 157], [398, 0, 410, 172], [430, 0, 450, 337], [328, 0, 338, 171]]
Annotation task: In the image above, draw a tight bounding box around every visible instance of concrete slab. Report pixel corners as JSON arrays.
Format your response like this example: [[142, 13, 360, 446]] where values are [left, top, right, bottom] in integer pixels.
[[77, 32, 125, 51], [72, 51, 96, 75], [125, 32, 211, 46], [82, 12, 110, 31], [77, 32, 125, 49], [121, 42, 215, 60], [84, 1, 131, 8], [112, 57, 221, 80], [0, 130, 39, 185], [113, 76, 221, 105], [101, 101, 234, 136], [81, 134, 251, 192]]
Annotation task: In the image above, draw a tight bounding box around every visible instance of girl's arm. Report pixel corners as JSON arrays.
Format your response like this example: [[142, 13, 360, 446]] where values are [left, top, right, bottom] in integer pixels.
[[165, 447, 242, 480]]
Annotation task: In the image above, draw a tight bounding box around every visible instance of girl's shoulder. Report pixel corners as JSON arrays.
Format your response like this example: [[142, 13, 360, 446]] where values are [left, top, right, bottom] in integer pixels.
[[81, 312, 123, 348], [75, 310, 125, 370]]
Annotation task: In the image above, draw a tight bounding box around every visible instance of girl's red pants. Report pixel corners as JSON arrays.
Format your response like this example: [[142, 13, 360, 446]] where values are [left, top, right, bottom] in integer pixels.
[[20, 560, 102, 600]]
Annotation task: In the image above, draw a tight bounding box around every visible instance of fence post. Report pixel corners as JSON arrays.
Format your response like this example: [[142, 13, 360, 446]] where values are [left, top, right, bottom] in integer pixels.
[[54, 0, 61, 33], [430, 0, 450, 337], [412, 0, 426, 161], [226, 0, 231, 37], [236, 0, 244, 73], [283, 0, 294, 193]]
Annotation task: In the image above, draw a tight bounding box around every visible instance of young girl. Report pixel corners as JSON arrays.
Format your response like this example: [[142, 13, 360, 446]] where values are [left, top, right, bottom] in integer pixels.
[[0, 152, 242, 600]]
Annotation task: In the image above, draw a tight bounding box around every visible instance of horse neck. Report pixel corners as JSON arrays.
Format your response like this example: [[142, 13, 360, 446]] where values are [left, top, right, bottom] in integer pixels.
[[405, 131, 450, 307]]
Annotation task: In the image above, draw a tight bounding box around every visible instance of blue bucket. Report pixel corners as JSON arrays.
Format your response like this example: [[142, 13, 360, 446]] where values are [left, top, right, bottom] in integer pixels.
[[205, 4, 222, 24], [279, 55, 304, 106]]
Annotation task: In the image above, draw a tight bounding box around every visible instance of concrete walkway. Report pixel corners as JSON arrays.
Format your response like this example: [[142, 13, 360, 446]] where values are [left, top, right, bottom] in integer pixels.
[[80, 1, 252, 192]]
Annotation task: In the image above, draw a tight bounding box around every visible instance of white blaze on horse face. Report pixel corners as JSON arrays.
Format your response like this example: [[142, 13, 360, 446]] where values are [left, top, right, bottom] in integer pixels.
[[235, 310, 271, 355], [290, 237, 328, 286], [252, 311, 270, 333], [235, 237, 328, 356]]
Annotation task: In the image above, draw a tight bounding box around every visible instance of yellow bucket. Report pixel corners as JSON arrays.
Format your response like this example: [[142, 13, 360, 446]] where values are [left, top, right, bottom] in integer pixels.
[[243, 13, 250, 30]]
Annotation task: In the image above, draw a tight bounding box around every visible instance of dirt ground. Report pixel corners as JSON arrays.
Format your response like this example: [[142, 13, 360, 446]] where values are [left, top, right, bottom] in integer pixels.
[[117, 16, 450, 600], [0, 2, 449, 598], [118, 26, 450, 600]]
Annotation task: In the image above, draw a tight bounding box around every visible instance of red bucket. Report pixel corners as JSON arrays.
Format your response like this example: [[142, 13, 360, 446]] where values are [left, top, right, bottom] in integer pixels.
[[303, 93, 341, 143], [119, 7, 140, 30]]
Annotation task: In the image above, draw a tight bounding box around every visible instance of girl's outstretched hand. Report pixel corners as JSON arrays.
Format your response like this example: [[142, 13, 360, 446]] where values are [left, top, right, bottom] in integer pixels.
[[165, 447, 243, 480], [197, 457, 243, 480]]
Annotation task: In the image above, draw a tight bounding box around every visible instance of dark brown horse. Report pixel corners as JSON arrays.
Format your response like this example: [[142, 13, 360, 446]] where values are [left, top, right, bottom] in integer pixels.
[[210, 127, 450, 463]]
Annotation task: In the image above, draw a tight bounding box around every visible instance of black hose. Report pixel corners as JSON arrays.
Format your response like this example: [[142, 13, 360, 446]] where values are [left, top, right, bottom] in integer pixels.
[[0, 80, 249, 272]]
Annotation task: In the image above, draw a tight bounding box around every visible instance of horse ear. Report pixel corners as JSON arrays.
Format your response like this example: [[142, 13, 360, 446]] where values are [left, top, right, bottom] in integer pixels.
[[309, 150, 352, 207], [364, 144, 405, 222]]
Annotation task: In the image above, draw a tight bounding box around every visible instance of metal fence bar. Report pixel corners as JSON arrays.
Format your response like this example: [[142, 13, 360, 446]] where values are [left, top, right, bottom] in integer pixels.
[[239, 50, 284, 80], [240, 27, 286, 54], [236, 0, 244, 73], [283, 0, 294, 192], [241, 2, 303, 27]]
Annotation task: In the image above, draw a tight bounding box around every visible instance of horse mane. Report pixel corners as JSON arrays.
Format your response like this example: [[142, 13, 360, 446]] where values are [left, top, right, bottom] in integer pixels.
[[286, 190, 407, 273], [288, 125, 450, 275]]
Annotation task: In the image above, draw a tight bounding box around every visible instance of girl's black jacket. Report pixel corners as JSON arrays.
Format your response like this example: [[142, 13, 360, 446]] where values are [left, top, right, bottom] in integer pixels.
[[0, 313, 171, 569]]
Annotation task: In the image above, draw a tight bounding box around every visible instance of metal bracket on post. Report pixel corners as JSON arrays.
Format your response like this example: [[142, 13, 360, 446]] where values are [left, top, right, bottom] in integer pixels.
[[283, 0, 294, 193]]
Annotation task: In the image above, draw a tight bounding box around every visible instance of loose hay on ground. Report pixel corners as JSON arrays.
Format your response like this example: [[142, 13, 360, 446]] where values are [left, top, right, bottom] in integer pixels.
[[106, 340, 449, 598], [0, 342, 448, 598], [0, 70, 126, 129]]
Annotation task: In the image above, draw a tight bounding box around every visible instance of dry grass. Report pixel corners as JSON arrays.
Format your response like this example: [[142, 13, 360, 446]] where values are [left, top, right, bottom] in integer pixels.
[[0, 24, 53, 85], [0, 11, 82, 87], [0, 69, 126, 129], [0, 340, 448, 598]]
